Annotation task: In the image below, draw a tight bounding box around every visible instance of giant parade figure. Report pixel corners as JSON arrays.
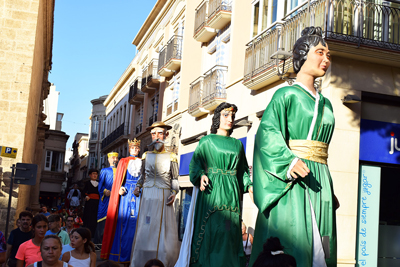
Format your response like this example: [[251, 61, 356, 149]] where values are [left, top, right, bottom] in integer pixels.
[[101, 139, 142, 267], [131, 121, 180, 267], [250, 27, 339, 267], [176, 102, 253, 267], [94, 152, 118, 244]]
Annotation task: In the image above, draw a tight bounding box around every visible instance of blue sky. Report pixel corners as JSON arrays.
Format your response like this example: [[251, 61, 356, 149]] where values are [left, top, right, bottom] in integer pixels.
[[49, 0, 157, 149]]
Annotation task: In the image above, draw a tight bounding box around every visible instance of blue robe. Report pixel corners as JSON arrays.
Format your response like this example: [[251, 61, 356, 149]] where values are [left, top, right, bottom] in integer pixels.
[[97, 167, 115, 222], [109, 158, 141, 263]]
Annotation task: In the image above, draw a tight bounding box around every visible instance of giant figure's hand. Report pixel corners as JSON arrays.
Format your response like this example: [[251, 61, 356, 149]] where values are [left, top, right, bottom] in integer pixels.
[[133, 186, 140, 197], [166, 194, 175, 206], [119, 187, 126, 196], [200, 175, 209, 191], [290, 160, 310, 179], [105, 190, 111, 197]]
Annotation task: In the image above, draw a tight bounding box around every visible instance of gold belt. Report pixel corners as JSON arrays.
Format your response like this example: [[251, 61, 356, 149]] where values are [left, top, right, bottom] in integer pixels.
[[207, 167, 237, 176], [288, 140, 329, 165]]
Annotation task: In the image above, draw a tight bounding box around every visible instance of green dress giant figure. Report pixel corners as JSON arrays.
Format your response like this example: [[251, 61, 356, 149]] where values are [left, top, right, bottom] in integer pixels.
[[250, 27, 338, 267]]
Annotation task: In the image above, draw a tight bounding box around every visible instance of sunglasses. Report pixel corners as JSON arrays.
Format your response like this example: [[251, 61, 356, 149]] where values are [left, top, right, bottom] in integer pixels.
[[67, 220, 74, 222]]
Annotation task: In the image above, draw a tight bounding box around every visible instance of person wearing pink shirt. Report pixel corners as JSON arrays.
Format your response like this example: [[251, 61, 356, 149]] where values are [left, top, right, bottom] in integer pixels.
[[16, 214, 48, 267]]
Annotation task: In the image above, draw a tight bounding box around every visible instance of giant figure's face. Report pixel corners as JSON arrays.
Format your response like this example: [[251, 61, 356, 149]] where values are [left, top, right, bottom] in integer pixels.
[[129, 145, 140, 157], [151, 127, 168, 151], [108, 155, 118, 167], [300, 42, 331, 78], [219, 110, 234, 132]]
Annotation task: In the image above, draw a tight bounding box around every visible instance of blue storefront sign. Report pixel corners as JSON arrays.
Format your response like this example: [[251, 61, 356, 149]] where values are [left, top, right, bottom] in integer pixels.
[[356, 165, 381, 267], [359, 119, 400, 164]]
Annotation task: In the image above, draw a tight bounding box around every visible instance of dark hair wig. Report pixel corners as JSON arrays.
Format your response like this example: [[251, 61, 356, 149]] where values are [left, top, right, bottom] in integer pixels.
[[71, 227, 95, 254], [210, 102, 238, 136], [252, 237, 297, 267], [144, 259, 165, 267], [19, 211, 33, 220], [97, 261, 120, 267], [293, 26, 326, 74]]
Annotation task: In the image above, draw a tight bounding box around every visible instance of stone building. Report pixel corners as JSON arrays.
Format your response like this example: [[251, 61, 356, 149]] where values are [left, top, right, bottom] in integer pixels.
[[88, 95, 107, 170], [0, 0, 55, 231]]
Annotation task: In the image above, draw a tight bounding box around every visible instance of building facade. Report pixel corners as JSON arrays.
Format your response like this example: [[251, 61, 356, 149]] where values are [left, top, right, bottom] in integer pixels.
[[88, 95, 107, 170], [69, 133, 89, 184], [0, 0, 56, 230]]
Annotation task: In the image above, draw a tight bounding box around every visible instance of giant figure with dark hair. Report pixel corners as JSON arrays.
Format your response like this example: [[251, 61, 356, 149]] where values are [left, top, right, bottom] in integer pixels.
[[176, 102, 253, 267], [250, 27, 338, 267], [82, 169, 100, 237]]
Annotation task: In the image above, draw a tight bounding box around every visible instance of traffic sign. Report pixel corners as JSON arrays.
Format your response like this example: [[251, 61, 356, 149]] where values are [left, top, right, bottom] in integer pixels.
[[0, 146, 18, 158]]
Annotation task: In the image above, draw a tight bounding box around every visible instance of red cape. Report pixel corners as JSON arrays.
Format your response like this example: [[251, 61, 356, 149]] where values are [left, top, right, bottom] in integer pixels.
[[100, 157, 136, 259]]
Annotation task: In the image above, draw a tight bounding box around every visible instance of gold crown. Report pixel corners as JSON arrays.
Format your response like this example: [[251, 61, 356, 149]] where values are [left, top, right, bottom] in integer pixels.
[[223, 107, 236, 114], [107, 152, 119, 158], [128, 138, 141, 147]]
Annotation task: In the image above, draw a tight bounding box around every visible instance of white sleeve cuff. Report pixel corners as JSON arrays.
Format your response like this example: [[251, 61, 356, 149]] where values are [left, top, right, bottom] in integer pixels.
[[286, 158, 299, 180]]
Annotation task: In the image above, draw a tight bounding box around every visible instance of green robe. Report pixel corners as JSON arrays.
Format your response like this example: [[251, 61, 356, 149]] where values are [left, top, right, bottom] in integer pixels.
[[189, 134, 253, 267], [250, 84, 337, 267]]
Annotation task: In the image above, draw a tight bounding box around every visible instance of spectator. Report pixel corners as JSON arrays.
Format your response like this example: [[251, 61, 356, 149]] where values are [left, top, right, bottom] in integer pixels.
[[15, 219, 21, 229], [59, 208, 68, 227], [6, 211, 33, 267], [67, 184, 81, 208], [144, 259, 165, 267], [59, 233, 74, 261], [45, 215, 70, 245], [0, 231, 6, 264], [15, 214, 48, 267], [40, 205, 50, 217], [72, 212, 83, 229], [242, 222, 254, 267], [61, 216, 74, 235], [252, 237, 296, 267], [62, 228, 96, 267], [50, 207, 58, 216], [26, 235, 72, 267]]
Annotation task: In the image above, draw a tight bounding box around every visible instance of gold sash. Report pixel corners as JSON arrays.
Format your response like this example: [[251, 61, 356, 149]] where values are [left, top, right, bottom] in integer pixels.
[[288, 140, 329, 165]]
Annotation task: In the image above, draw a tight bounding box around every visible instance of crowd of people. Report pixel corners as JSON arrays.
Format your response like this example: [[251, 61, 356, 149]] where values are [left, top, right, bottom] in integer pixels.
[[1, 26, 338, 267]]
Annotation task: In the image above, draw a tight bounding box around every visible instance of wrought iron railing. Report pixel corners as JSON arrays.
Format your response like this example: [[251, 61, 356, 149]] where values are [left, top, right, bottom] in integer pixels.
[[129, 80, 144, 100], [101, 122, 128, 149], [135, 123, 142, 135], [244, 0, 400, 81], [189, 77, 203, 113], [158, 35, 183, 72], [202, 65, 228, 104], [158, 48, 167, 71], [208, 0, 232, 21], [194, 1, 208, 35], [142, 59, 160, 88]]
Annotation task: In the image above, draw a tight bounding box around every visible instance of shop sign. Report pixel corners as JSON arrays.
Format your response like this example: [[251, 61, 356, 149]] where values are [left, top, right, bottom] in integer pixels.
[[360, 119, 400, 164], [356, 165, 381, 266]]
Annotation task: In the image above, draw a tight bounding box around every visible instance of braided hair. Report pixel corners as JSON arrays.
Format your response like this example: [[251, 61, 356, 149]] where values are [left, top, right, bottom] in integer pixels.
[[293, 26, 326, 74]]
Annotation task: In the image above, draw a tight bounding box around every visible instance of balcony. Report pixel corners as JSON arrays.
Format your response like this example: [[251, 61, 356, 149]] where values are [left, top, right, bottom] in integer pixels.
[[194, 1, 216, 42], [188, 65, 228, 117], [158, 35, 183, 77], [243, 0, 400, 90], [101, 122, 129, 151], [202, 65, 228, 110], [135, 123, 142, 135], [141, 59, 160, 93], [188, 76, 207, 117], [207, 0, 232, 30], [129, 79, 144, 105]]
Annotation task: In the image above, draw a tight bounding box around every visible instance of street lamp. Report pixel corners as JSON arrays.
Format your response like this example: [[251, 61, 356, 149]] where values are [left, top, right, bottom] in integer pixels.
[[270, 48, 293, 83]]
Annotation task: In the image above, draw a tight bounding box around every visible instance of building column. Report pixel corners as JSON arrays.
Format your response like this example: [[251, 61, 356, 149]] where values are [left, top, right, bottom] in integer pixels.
[[29, 121, 49, 211]]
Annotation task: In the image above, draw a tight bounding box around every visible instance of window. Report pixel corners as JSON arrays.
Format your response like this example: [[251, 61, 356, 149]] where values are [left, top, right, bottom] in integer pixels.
[[252, 0, 279, 37], [178, 188, 193, 240], [45, 151, 64, 172]]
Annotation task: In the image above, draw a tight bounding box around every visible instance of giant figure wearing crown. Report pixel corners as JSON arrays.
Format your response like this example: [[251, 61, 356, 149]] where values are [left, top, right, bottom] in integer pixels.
[[101, 138, 142, 267]]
